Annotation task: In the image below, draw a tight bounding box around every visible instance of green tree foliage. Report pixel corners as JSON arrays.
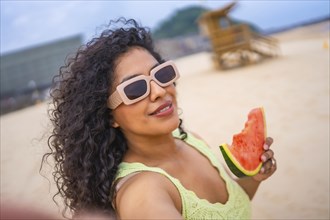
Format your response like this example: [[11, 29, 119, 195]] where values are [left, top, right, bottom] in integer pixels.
[[152, 5, 262, 40], [152, 5, 209, 39]]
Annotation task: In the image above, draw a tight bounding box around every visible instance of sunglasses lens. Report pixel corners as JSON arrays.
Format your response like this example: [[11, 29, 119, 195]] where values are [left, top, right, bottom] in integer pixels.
[[155, 65, 176, 84], [124, 79, 147, 100]]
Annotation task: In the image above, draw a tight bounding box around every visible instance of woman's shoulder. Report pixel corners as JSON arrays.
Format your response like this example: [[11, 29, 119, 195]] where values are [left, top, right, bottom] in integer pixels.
[[115, 171, 182, 218], [117, 171, 167, 199]]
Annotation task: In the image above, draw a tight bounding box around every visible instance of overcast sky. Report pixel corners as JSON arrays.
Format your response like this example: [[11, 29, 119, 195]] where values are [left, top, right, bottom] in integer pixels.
[[1, 0, 329, 55]]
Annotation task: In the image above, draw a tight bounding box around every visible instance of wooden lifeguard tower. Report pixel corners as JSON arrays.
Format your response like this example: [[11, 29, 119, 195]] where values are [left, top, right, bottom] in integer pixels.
[[198, 2, 280, 69]]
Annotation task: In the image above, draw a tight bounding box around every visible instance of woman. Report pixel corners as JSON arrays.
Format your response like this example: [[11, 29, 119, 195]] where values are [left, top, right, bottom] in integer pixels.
[[42, 18, 276, 219]]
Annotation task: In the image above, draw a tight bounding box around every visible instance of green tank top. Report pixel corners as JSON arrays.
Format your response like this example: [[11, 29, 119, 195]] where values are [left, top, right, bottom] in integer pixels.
[[115, 130, 251, 219]]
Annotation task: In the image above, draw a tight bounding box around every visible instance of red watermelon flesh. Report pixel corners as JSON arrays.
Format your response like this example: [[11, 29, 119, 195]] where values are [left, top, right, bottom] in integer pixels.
[[220, 107, 266, 177]]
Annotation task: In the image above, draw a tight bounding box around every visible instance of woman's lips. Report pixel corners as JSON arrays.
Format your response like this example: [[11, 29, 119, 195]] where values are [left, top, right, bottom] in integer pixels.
[[150, 102, 174, 117]]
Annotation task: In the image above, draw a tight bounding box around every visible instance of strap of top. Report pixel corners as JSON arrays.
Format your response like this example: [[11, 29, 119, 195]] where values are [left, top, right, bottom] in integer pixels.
[[172, 129, 232, 185]]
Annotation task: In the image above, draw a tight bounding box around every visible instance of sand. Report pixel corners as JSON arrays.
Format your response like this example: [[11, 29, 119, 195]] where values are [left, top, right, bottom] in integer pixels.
[[1, 21, 329, 219]]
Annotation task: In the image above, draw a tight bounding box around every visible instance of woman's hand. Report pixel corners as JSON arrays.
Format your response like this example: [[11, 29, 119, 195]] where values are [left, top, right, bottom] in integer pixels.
[[236, 137, 277, 199], [252, 137, 277, 182]]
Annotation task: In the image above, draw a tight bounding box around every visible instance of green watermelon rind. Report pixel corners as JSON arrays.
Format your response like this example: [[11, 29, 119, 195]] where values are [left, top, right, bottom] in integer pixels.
[[219, 143, 263, 178], [219, 107, 266, 178]]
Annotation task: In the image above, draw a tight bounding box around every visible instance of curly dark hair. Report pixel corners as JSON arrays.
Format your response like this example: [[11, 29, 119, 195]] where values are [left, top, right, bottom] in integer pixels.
[[41, 18, 186, 218]]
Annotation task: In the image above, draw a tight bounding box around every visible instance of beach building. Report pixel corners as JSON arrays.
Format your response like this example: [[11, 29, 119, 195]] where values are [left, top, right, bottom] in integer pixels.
[[198, 2, 279, 69]]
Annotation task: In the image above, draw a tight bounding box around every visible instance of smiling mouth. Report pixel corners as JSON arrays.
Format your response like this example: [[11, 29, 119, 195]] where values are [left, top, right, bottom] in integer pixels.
[[150, 103, 173, 116], [159, 104, 171, 113]]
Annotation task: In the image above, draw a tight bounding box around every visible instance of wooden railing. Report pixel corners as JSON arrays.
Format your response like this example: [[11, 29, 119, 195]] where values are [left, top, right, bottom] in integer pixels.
[[207, 23, 279, 57]]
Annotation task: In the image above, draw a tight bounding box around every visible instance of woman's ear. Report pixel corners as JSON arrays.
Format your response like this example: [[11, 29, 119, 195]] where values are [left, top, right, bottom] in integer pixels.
[[112, 121, 120, 128], [110, 112, 119, 128]]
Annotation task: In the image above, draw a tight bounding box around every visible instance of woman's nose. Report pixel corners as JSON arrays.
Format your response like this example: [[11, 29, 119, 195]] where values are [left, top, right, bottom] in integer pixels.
[[149, 80, 166, 101]]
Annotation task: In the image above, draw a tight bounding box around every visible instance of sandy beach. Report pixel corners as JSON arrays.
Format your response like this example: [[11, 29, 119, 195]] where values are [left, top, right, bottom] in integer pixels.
[[1, 21, 329, 219]]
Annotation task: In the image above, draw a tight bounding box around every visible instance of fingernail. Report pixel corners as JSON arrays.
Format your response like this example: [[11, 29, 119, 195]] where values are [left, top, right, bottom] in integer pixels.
[[263, 144, 269, 150], [261, 155, 267, 162], [260, 167, 265, 173]]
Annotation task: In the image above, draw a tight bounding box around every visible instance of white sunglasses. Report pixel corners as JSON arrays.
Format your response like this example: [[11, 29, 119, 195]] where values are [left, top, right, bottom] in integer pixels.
[[108, 60, 180, 109]]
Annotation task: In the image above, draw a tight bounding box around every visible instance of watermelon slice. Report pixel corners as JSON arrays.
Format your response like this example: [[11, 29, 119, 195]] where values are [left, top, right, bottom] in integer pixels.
[[220, 107, 267, 177]]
